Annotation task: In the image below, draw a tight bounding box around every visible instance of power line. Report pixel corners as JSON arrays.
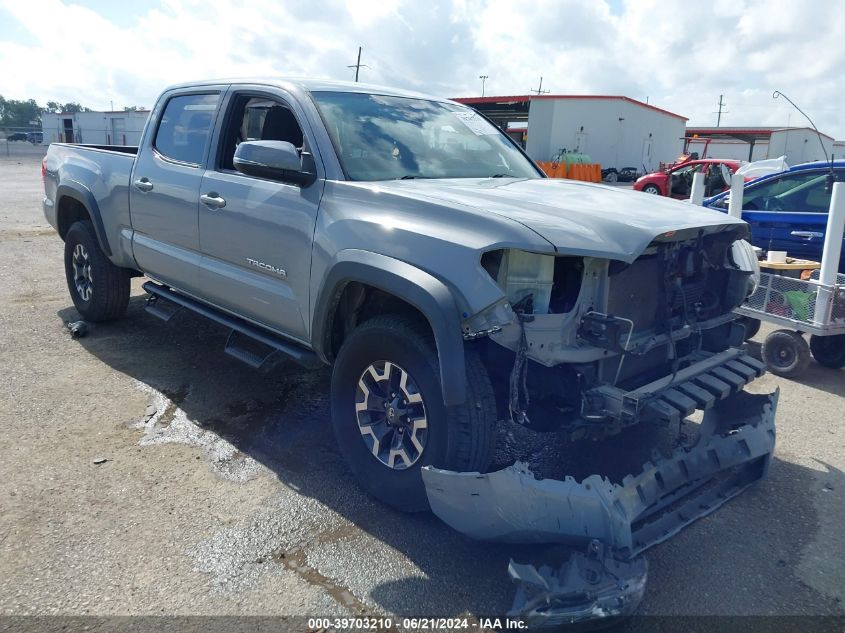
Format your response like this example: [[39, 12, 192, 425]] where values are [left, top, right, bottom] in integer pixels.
[[347, 46, 369, 82], [530, 76, 550, 96], [713, 94, 728, 126]]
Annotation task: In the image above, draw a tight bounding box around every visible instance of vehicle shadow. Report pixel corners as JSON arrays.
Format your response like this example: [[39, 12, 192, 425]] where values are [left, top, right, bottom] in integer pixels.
[[58, 295, 842, 618]]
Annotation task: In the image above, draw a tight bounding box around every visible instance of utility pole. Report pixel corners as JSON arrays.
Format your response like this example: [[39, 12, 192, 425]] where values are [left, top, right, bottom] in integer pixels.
[[479, 75, 488, 97], [714, 94, 728, 127], [530, 76, 550, 96], [348, 46, 368, 82]]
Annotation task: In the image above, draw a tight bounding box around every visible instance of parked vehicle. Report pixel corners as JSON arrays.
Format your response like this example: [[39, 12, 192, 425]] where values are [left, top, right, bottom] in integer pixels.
[[634, 158, 741, 198], [6, 132, 28, 142], [27, 131, 43, 144], [618, 166, 640, 182], [43, 78, 776, 623], [601, 167, 619, 182], [705, 161, 845, 271]]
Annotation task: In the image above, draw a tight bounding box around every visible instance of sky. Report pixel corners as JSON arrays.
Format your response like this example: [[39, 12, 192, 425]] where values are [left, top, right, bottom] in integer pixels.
[[1, 0, 844, 138]]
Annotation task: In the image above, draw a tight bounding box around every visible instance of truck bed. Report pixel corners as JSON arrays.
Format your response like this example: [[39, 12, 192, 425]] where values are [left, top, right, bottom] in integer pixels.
[[51, 143, 138, 155]]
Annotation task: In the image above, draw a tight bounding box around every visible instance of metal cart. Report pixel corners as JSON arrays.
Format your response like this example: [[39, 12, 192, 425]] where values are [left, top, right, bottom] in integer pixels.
[[735, 270, 845, 376]]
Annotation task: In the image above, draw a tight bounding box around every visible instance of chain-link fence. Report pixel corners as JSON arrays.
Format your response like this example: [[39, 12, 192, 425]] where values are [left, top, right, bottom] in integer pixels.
[[1, 126, 47, 159]]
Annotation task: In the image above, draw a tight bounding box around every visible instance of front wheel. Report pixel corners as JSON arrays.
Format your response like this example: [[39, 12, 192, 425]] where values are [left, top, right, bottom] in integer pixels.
[[331, 315, 497, 512], [737, 316, 762, 341], [63, 221, 131, 322], [642, 184, 661, 195], [809, 334, 845, 368]]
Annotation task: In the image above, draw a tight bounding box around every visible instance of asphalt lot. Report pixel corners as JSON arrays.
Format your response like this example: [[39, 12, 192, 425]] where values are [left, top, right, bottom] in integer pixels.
[[0, 151, 843, 626]]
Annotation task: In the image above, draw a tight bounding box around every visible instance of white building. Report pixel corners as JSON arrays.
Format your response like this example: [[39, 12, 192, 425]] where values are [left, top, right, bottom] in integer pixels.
[[454, 95, 688, 172], [685, 127, 834, 165], [41, 110, 150, 146]]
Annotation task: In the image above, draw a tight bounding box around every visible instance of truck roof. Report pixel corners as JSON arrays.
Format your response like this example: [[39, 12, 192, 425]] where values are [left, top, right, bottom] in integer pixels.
[[164, 77, 450, 103]]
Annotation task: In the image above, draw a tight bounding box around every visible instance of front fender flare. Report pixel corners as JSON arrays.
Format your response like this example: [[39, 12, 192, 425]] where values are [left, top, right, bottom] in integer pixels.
[[313, 250, 467, 406]]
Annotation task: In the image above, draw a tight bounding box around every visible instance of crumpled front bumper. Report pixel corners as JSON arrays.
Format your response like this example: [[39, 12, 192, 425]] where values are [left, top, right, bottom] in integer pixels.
[[422, 389, 778, 626]]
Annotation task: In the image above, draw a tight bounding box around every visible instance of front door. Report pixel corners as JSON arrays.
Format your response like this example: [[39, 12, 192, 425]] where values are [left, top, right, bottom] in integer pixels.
[[741, 168, 844, 267], [197, 89, 324, 342], [130, 90, 223, 294]]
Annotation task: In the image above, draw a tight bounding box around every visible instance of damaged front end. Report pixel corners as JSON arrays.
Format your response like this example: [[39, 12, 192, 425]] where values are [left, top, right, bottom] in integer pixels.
[[422, 389, 778, 628]]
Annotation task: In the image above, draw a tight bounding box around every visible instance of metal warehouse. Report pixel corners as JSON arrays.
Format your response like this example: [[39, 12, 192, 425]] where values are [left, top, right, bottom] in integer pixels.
[[453, 95, 688, 173], [41, 110, 150, 145]]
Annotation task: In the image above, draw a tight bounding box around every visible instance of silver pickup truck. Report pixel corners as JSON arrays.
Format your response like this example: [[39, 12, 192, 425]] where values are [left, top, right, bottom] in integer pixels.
[[43, 78, 777, 623]]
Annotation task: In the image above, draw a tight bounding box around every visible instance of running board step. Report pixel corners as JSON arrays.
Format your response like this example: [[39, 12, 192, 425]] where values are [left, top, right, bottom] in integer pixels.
[[143, 281, 323, 370], [224, 330, 278, 370], [145, 294, 181, 322]]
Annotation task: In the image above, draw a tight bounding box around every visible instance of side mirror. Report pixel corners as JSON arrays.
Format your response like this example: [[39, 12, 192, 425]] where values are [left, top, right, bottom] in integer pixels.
[[233, 140, 316, 186]]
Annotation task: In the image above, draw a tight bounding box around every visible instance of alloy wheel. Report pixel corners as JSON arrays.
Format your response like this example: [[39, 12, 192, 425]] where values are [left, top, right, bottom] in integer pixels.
[[72, 243, 93, 301], [355, 360, 428, 470]]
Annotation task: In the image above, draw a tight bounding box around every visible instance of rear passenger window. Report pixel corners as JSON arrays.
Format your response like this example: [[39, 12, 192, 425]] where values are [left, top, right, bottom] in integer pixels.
[[154, 94, 219, 165]]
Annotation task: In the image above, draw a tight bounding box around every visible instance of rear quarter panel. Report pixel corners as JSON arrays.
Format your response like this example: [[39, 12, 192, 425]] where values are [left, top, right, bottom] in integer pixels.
[[45, 144, 137, 268]]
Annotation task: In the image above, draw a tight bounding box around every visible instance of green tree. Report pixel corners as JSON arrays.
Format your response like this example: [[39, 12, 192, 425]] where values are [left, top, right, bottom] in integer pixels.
[[61, 102, 90, 113], [0, 96, 42, 127]]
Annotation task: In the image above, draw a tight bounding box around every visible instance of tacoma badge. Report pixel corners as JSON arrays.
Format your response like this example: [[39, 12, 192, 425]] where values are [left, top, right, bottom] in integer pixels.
[[246, 258, 287, 278]]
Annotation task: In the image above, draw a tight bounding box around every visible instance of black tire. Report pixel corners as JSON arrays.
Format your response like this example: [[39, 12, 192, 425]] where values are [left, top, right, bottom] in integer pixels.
[[642, 184, 661, 195], [761, 329, 810, 377], [331, 314, 497, 512], [737, 316, 762, 341], [809, 334, 845, 369], [63, 221, 130, 322]]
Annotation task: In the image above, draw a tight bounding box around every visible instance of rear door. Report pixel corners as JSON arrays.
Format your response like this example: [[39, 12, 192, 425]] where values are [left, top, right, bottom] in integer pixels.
[[129, 88, 225, 293], [740, 168, 841, 263], [196, 87, 325, 342]]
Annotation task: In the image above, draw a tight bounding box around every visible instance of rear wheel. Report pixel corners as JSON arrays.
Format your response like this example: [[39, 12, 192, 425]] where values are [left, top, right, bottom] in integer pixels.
[[761, 329, 810, 377], [331, 315, 497, 512], [642, 184, 661, 195], [63, 221, 130, 322], [809, 334, 845, 368]]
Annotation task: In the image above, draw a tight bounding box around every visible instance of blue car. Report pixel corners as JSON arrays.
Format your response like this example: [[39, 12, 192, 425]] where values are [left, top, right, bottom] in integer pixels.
[[704, 161, 845, 272]]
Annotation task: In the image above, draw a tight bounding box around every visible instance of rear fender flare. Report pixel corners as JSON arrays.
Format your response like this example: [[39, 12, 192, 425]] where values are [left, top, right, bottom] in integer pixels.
[[56, 183, 112, 256], [313, 250, 467, 406]]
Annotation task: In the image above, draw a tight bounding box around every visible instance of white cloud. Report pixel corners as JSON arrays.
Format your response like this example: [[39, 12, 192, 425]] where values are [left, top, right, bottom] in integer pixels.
[[1, 0, 843, 137]]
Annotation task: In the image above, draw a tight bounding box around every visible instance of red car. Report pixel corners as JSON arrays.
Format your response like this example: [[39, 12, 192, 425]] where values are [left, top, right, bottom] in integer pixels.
[[633, 158, 741, 198]]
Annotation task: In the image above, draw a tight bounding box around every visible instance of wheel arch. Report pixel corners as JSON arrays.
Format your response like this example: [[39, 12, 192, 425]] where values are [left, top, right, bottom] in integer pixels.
[[313, 250, 467, 406], [56, 184, 112, 256]]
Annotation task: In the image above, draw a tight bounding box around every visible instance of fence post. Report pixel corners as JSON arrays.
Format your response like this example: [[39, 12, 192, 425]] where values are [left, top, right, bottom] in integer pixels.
[[689, 171, 705, 205], [814, 181, 845, 325], [728, 173, 744, 219]]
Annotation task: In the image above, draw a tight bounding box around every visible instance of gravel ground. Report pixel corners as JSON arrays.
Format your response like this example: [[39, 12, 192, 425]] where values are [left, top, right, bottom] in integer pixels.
[[0, 154, 843, 625]]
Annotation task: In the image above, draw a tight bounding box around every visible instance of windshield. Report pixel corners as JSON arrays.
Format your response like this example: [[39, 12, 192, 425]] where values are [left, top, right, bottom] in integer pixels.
[[312, 91, 541, 181]]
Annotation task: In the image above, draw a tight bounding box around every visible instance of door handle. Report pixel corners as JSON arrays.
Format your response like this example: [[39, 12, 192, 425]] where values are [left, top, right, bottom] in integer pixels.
[[200, 193, 226, 209], [133, 178, 153, 192], [790, 230, 824, 240]]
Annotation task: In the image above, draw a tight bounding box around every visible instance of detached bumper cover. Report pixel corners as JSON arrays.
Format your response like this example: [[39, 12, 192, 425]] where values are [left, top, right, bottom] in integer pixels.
[[508, 540, 647, 628], [423, 390, 777, 557], [423, 390, 777, 627]]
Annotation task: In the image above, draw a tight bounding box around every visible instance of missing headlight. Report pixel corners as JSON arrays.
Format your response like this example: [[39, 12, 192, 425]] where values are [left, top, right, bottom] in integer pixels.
[[481, 250, 583, 315]]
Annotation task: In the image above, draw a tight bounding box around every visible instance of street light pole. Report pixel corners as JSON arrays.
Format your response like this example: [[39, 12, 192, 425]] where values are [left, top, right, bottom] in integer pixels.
[[479, 75, 488, 97]]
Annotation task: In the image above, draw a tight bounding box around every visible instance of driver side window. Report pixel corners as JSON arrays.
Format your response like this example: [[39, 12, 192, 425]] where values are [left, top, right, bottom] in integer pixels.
[[219, 95, 305, 171], [743, 171, 826, 211]]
